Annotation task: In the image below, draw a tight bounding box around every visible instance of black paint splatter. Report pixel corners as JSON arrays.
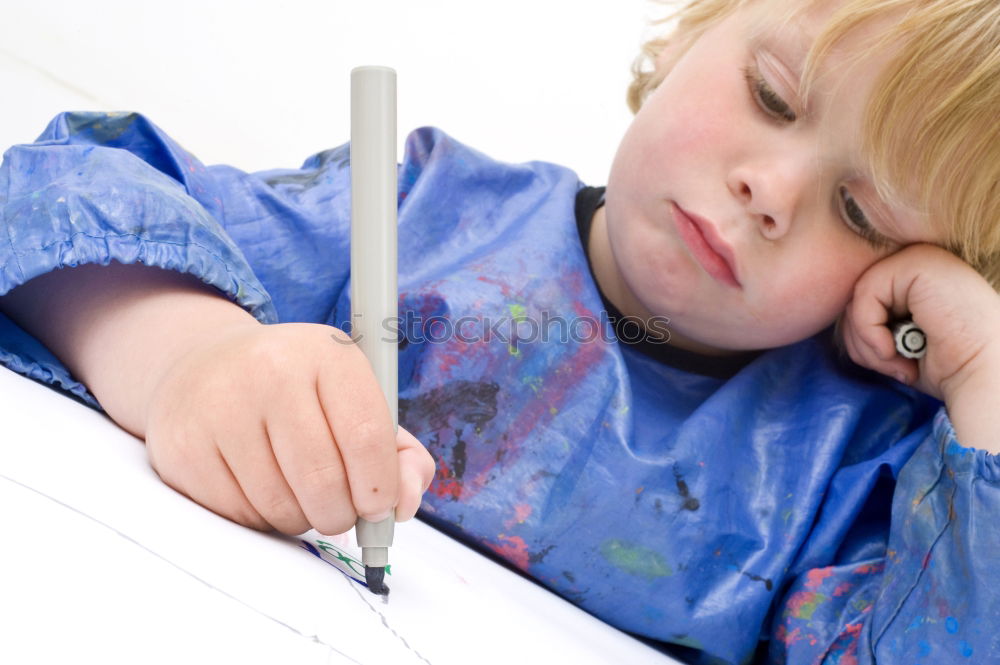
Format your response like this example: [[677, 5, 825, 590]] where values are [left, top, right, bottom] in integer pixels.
[[399, 380, 500, 432], [399, 381, 501, 493], [741, 570, 773, 591], [529, 469, 556, 483], [451, 432, 467, 479], [529, 545, 555, 564], [672, 464, 701, 511]]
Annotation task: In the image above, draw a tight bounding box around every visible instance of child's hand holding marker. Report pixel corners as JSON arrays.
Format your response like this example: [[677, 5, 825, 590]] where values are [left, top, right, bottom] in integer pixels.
[[144, 320, 435, 536], [0, 260, 435, 536], [840, 243, 1000, 453]]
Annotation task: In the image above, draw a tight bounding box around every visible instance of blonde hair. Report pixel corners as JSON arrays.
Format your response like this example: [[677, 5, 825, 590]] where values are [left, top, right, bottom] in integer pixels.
[[628, 0, 1000, 288]]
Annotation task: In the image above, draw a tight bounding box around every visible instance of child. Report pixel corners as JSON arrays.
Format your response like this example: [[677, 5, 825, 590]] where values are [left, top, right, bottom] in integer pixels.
[[1, 0, 998, 662]]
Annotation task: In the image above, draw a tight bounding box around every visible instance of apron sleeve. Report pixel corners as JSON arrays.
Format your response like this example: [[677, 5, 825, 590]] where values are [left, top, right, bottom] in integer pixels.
[[0, 112, 278, 409], [769, 408, 1000, 664]]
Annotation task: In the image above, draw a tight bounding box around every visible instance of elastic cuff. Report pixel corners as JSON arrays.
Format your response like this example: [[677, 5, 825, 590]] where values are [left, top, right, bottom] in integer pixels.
[[0, 233, 278, 411], [935, 408, 1000, 483], [0, 311, 101, 409]]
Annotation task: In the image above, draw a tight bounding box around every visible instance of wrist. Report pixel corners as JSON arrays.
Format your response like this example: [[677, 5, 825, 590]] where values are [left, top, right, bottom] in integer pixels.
[[941, 348, 1000, 455], [0, 262, 261, 438]]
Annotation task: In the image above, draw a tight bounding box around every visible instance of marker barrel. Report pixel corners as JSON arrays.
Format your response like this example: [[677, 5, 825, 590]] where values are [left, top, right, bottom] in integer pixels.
[[350, 65, 398, 423], [350, 65, 398, 553]]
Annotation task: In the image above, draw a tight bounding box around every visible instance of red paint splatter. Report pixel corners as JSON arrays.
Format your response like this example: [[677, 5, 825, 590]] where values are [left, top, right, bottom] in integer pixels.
[[475, 275, 514, 297], [839, 623, 864, 665], [503, 503, 533, 529], [853, 561, 885, 575], [936, 596, 950, 618], [437, 351, 461, 374], [775, 625, 804, 646], [806, 566, 834, 590], [833, 581, 853, 597], [488, 534, 530, 571], [428, 458, 463, 500], [785, 591, 826, 619], [821, 621, 865, 665]]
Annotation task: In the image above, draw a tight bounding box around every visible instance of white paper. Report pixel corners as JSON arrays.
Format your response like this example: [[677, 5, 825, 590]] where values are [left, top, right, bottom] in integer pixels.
[[0, 366, 684, 664]]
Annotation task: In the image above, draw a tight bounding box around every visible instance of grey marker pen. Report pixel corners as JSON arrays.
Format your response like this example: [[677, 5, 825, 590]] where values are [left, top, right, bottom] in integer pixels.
[[350, 65, 398, 597]]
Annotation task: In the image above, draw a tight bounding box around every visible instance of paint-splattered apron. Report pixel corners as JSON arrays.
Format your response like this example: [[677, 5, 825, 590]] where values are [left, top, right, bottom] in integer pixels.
[[2, 112, 997, 665]]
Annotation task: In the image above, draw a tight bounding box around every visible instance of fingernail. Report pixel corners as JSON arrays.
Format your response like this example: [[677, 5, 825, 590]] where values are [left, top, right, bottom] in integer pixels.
[[362, 509, 393, 523], [895, 372, 909, 385]]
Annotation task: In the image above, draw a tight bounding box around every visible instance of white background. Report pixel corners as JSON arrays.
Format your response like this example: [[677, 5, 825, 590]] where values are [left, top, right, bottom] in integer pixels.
[[0, 0, 672, 186]]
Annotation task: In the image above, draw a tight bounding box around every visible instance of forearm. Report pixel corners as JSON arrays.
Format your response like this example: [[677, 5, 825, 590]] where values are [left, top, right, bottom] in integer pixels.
[[0, 261, 259, 438]]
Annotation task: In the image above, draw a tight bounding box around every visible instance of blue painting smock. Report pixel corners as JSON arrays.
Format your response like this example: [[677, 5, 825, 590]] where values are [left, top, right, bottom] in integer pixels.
[[1, 112, 998, 665]]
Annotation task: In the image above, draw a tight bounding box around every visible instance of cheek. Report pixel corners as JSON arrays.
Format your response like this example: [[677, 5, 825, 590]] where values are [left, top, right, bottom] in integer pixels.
[[644, 87, 734, 156], [618, 65, 741, 174], [758, 245, 878, 331]]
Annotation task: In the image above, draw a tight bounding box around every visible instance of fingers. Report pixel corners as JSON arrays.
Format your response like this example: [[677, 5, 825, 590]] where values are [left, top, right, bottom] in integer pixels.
[[264, 391, 435, 531], [842, 299, 918, 385], [394, 426, 436, 521], [216, 415, 313, 536], [146, 427, 274, 533], [265, 383, 355, 536], [316, 347, 399, 522]]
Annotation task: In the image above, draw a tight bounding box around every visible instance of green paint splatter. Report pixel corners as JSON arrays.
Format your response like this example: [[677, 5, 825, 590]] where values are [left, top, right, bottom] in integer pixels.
[[793, 593, 828, 619], [600, 540, 673, 580], [851, 594, 873, 613], [549, 406, 558, 415], [508, 344, 520, 357], [507, 303, 527, 322], [522, 375, 543, 394]]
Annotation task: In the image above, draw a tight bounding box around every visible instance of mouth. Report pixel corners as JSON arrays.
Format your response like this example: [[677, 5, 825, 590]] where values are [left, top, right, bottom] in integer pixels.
[[671, 202, 741, 288]]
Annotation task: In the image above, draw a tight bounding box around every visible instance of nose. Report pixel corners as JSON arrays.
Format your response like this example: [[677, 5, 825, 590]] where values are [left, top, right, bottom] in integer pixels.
[[726, 162, 805, 239]]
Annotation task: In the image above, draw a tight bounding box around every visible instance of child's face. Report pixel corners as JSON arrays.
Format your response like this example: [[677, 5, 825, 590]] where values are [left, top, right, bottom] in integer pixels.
[[601, 0, 941, 353]]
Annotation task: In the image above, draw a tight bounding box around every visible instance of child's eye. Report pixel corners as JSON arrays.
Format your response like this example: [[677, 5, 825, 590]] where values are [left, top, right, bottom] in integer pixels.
[[742, 65, 796, 122], [838, 186, 888, 250]]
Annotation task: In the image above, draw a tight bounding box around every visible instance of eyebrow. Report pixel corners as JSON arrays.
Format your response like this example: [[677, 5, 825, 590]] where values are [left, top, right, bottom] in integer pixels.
[[746, 12, 816, 87], [748, 19, 921, 245]]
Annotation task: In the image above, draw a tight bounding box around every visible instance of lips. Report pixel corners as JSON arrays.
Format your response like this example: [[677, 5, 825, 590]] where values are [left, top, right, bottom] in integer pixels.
[[671, 202, 740, 288]]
